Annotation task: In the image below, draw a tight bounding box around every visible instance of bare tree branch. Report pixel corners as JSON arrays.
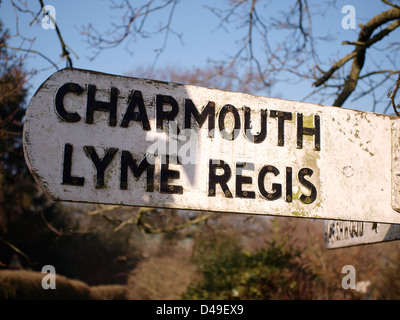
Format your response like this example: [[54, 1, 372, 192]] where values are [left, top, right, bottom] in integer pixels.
[[78, 0, 180, 65], [312, 8, 400, 107], [7, 0, 76, 70], [382, 0, 400, 10], [137, 212, 216, 234], [389, 74, 400, 115], [0, 43, 59, 69], [334, 16, 400, 107], [359, 69, 400, 79], [0, 235, 32, 266], [37, 0, 73, 67], [40, 211, 108, 236]]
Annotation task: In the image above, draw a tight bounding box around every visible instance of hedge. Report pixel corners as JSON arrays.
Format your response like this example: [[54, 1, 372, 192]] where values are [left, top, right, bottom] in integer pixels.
[[0, 270, 127, 300]]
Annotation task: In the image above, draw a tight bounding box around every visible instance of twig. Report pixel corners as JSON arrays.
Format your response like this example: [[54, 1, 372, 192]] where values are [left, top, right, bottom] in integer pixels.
[[138, 212, 216, 234], [0, 43, 59, 69], [0, 235, 32, 266], [382, 0, 400, 10], [389, 75, 400, 115], [40, 211, 108, 236], [38, 0, 73, 67]]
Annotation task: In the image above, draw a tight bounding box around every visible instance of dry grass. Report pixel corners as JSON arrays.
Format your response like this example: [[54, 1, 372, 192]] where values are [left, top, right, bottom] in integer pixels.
[[126, 252, 199, 300], [0, 270, 127, 300], [90, 284, 127, 300]]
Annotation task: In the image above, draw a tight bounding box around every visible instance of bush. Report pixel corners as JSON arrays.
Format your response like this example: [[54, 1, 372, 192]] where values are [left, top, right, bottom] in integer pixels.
[[183, 226, 318, 300]]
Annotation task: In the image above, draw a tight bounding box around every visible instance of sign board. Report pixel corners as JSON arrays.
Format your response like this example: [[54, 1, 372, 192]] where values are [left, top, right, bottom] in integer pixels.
[[23, 68, 400, 224], [324, 220, 400, 248]]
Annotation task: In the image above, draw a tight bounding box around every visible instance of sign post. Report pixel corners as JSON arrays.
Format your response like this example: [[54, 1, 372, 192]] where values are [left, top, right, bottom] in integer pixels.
[[23, 68, 400, 224], [324, 220, 400, 248]]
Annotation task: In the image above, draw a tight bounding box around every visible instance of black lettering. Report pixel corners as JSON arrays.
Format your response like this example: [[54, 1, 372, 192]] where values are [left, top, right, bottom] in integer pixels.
[[258, 165, 282, 201], [184, 99, 215, 137], [62, 143, 85, 186], [120, 151, 154, 191], [270, 110, 292, 146], [120, 90, 150, 130], [297, 114, 321, 151], [208, 159, 232, 197], [218, 104, 241, 140], [286, 167, 293, 203], [83, 146, 118, 188], [85, 85, 118, 126], [156, 95, 179, 131], [235, 162, 255, 199], [55, 83, 83, 122], [160, 155, 183, 194], [244, 107, 267, 144], [298, 167, 317, 204]]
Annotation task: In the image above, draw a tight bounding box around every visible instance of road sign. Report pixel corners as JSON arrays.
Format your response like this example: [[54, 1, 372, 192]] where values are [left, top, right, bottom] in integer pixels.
[[324, 220, 400, 248], [23, 68, 400, 223]]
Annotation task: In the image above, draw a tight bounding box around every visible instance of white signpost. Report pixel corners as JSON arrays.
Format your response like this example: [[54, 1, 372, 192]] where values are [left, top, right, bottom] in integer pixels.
[[324, 220, 400, 248], [23, 68, 400, 224]]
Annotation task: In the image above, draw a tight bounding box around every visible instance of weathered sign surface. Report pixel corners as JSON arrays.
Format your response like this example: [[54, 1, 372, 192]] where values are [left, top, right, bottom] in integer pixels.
[[324, 220, 400, 248], [23, 68, 400, 223]]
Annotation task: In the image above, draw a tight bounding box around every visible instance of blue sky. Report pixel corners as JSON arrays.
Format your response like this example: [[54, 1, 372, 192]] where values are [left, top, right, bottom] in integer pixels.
[[1, 0, 398, 114]]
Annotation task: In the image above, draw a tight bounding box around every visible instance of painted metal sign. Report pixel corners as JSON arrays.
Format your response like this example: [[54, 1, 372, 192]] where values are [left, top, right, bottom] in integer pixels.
[[23, 68, 400, 223], [324, 220, 400, 248]]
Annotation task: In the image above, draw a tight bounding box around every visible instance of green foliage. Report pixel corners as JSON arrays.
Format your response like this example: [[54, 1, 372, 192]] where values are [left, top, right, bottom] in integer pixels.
[[183, 224, 317, 300]]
